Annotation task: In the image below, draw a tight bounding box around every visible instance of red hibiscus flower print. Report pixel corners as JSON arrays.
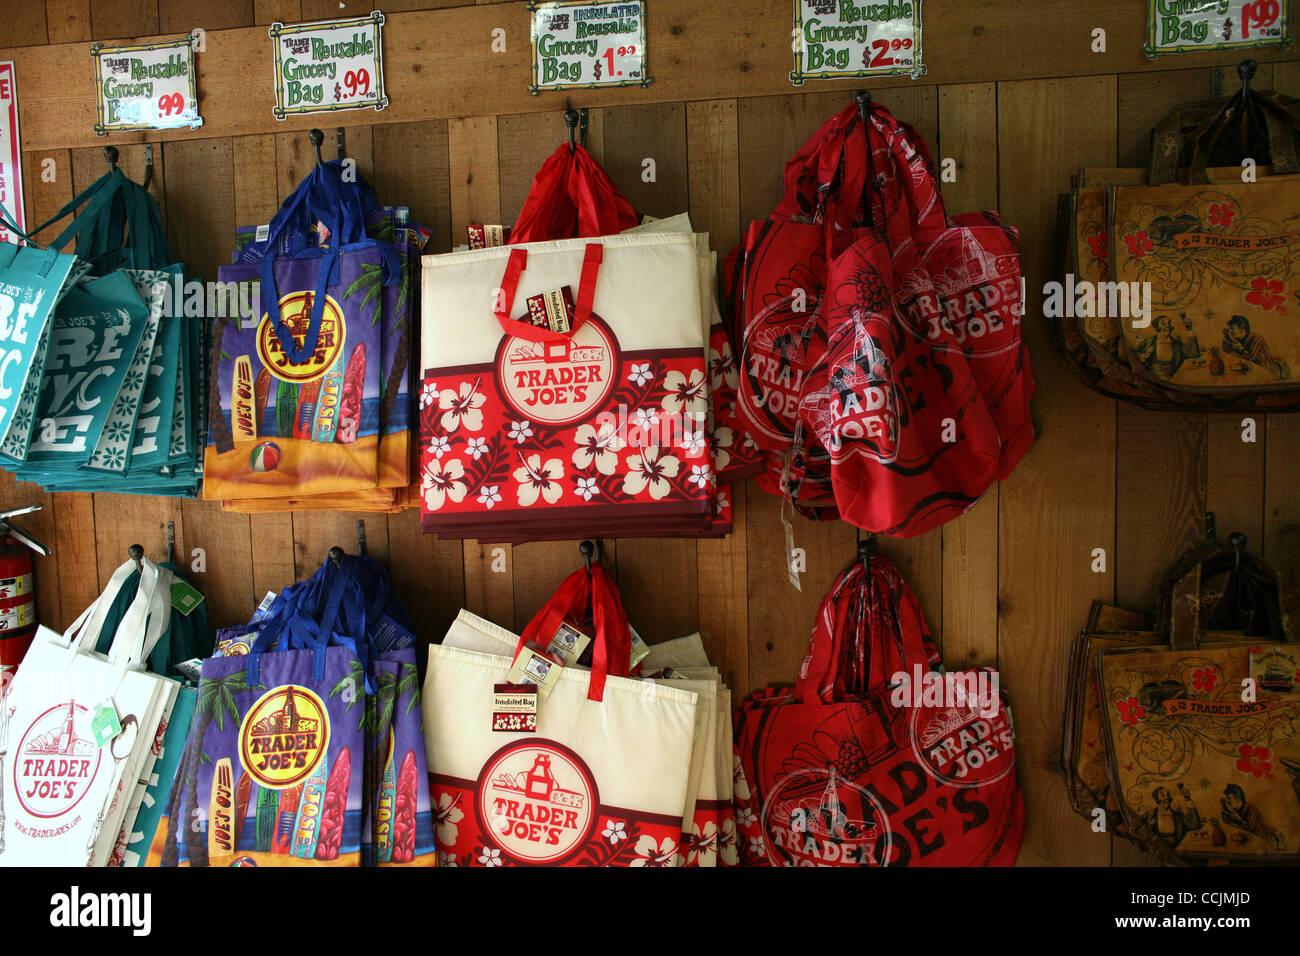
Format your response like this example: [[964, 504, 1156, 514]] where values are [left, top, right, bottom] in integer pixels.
[[1124, 231, 1154, 258], [1236, 744, 1274, 780], [1245, 276, 1287, 313], [1192, 667, 1218, 692], [1117, 696, 1146, 725], [1086, 233, 1108, 261], [1208, 202, 1236, 227]]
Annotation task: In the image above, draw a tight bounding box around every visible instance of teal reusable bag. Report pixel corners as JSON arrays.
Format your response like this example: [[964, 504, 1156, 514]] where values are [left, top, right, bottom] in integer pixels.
[[24, 270, 151, 467]]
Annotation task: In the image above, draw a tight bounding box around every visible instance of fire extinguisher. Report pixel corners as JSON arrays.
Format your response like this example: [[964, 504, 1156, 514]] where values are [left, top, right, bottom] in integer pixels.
[[0, 504, 49, 677]]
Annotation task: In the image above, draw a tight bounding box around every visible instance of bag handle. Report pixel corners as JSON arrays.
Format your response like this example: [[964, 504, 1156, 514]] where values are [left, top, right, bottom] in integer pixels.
[[516, 562, 630, 702], [493, 242, 604, 344], [105, 558, 175, 668]]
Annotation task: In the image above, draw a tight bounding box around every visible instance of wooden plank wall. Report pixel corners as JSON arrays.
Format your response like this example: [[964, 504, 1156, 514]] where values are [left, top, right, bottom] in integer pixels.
[[3, 1, 1299, 867]]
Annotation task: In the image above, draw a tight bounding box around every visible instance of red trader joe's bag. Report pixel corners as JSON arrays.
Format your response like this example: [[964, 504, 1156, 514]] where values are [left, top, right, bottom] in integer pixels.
[[733, 552, 1024, 866]]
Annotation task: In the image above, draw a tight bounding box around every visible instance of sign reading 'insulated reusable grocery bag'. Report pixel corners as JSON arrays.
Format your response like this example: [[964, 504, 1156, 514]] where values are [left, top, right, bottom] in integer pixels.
[[90, 36, 202, 134], [1146, 0, 1292, 57], [791, 0, 925, 85], [0, 62, 23, 243], [269, 12, 388, 119], [529, 1, 651, 94]]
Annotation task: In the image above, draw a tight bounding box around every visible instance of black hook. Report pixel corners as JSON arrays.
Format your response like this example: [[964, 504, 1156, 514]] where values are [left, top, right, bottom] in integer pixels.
[[564, 109, 580, 154], [128, 543, 144, 573], [855, 89, 872, 123], [308, 128, 325, 168], [1238, 59, 1257, 101], [328, 545, 344, 567], [103, 145, 119, 170], [579, 539, 599, 575], [356, 519, 365, 557], [165, 521, 175, 566], [142, 144, 154, 191], [1229, 532, 1247, 571], [336, 127, 346, 161], [1205, 511, 1217, 547], [858, 534, 875, 568]]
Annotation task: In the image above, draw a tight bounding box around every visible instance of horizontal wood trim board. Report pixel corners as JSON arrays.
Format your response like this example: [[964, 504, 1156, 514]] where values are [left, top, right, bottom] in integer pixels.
[[1, 0, 1295, 150]]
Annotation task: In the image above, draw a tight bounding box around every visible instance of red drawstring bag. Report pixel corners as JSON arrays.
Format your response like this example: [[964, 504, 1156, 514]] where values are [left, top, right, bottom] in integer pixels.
[[508, 144, 638, 244], [732, 554, 1024, 867]]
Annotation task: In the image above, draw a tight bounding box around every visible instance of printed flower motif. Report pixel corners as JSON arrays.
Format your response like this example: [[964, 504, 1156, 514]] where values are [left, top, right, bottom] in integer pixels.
[[709, 341, 739, 391], [746, 835, 765, 857], [1237, 744, 1274, 780], [575, 476, 599, 501], [602, 820, 627, 845], [436, 851, 459, 867], [1246, 276, 1287, 312], [718, 818, 738, 865], [735, 806, 757, 827], [686, 822, 718, 866], [477, 485, 503, 509], [421, 459, 467, 512], [1086, 233, 1108, 261], [716, 491, 730, 511], [507, 419, 533, 443], [689, 465, 714, 489], [1124, 231, 1154, 258], [1116, 696, 1146, 725], [628, 362, 653, 386], [679, 429, 707, 457], [629, 835, 678, 867], [1192, 667, 1218, 692], [439, 382, 486, 433], [420, 381, 438, 409], [466, 436, 489, 460], [572, 421, 625, 475], [434, 792, 463, 848], [427, 435, 450, 459], [733, 755, 752, 802], [476, 846, 503, 867], [632, 408, 659, 431], [623, 448, 681, 500], [513, 454, 564, 506], [662, 368, 708, 419], [1208, 202, 1236, 228]]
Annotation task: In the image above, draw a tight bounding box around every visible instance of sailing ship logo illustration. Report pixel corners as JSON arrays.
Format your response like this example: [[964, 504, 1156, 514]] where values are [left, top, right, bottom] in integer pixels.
[[761, 767, 890, 867], [496, 315, 619, 427], [13, 700, 103, 819], [239, 685, 330, 789]]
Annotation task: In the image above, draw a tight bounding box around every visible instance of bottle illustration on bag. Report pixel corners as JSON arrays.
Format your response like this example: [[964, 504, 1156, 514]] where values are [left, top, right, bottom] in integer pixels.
[[1209, 346, 1226, 376], [525, 754, 556, 801]]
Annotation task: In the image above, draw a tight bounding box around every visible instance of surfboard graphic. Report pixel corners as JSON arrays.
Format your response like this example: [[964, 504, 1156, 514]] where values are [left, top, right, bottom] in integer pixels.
[[291, 762, 328, 859], [311, 356, 345, 443], [232, 357, 258, 441], [255, 785, 279, 852], [208, 758, 236, 859]]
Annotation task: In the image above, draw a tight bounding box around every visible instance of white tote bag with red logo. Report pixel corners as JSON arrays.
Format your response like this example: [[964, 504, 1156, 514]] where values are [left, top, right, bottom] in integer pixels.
[[0, 558, 176, 867], [419, 232, 712, 541], [423, 602, 699, 867]]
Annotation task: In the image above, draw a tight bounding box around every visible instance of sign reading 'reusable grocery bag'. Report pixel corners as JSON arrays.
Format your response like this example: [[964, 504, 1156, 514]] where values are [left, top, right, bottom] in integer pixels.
[[269, 12, 389, 119], [1145, 0, 1292, 57], [791, 0, 925, 85], [90, 36, 202, 134], [529, 1, 650, 93]]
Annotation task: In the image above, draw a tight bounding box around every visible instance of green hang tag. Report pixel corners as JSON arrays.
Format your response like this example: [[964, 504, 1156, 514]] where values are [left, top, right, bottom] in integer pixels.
[[170, 578, 204, 616], [92, 699, 123, 749]]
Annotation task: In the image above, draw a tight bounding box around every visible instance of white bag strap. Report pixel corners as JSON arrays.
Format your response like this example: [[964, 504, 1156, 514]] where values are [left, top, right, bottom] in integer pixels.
[[61, 559, 140, 652], [107, 557, 175, 668]]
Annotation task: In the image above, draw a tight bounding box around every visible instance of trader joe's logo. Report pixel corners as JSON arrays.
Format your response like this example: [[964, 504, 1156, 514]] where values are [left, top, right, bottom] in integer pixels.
[[238, 685, 330, 789], [256, 291, 347, 383], [476, 740, 598, 864], [759, 767, 892, 866], [14, 701, 103, 819], [495, 315, 618, 426], [909, 701, 1016, 789]]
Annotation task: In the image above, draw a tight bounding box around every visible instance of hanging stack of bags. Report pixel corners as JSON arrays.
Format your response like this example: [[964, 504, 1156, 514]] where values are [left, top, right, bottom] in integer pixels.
[[203, 159, 428, 514], [425, 554, 739, 866], [1052, 63, 1300, 413], [159, 552, 436, 866], [0, 169, 204, 495], [725, 97, 1033, 536], [0, 552, 213, 867], [732, 547, 1024, 866], [418, 141, 756, 542]]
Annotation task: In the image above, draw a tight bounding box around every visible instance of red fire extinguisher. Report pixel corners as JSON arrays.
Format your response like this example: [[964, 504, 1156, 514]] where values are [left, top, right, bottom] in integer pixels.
[[0, 504, 49, 676]]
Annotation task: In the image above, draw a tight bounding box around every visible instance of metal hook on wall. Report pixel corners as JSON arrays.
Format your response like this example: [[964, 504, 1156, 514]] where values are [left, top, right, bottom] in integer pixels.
[[857, 534, 875, 570], [336, 127, 346, 161], [166, 521, 175, 565], [308, 128, 325, 168], [128, 543, 144, 573], [142, 144, 154, 190], [103, 145, 120, 171], [1229, 532, 1247, 571], [564, 108, 588, 154], [579, 539, 600, 575], [356, 519, 366, 557]]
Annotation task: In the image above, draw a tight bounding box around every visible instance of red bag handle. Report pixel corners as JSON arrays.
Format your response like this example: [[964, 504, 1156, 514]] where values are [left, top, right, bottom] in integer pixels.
[[517, 562, 631, 702], [509, 145, 638, 244], [493, 243, 604, 344]]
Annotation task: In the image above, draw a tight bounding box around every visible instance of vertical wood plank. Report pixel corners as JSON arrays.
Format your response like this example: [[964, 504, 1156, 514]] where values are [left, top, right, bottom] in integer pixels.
[[997, 74, 1117, 867], [0, 5, 46, 47], [371, 119, 451, 252], [1206, 413, 1265, 550], [158, 0, 253, 32], [253, 0, 299, 25], [45, 0, 92, 44], [88, 0, 159, 40]]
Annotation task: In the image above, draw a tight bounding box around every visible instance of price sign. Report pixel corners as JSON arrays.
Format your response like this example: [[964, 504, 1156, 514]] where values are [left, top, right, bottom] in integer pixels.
[[270, 12, 388, 119], [529, 1, 651, 94], [1146, 0, 1292, 57], [791, 0, 925, 85], [90, 36, 202, 135], [0, 62, 23, 244]]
